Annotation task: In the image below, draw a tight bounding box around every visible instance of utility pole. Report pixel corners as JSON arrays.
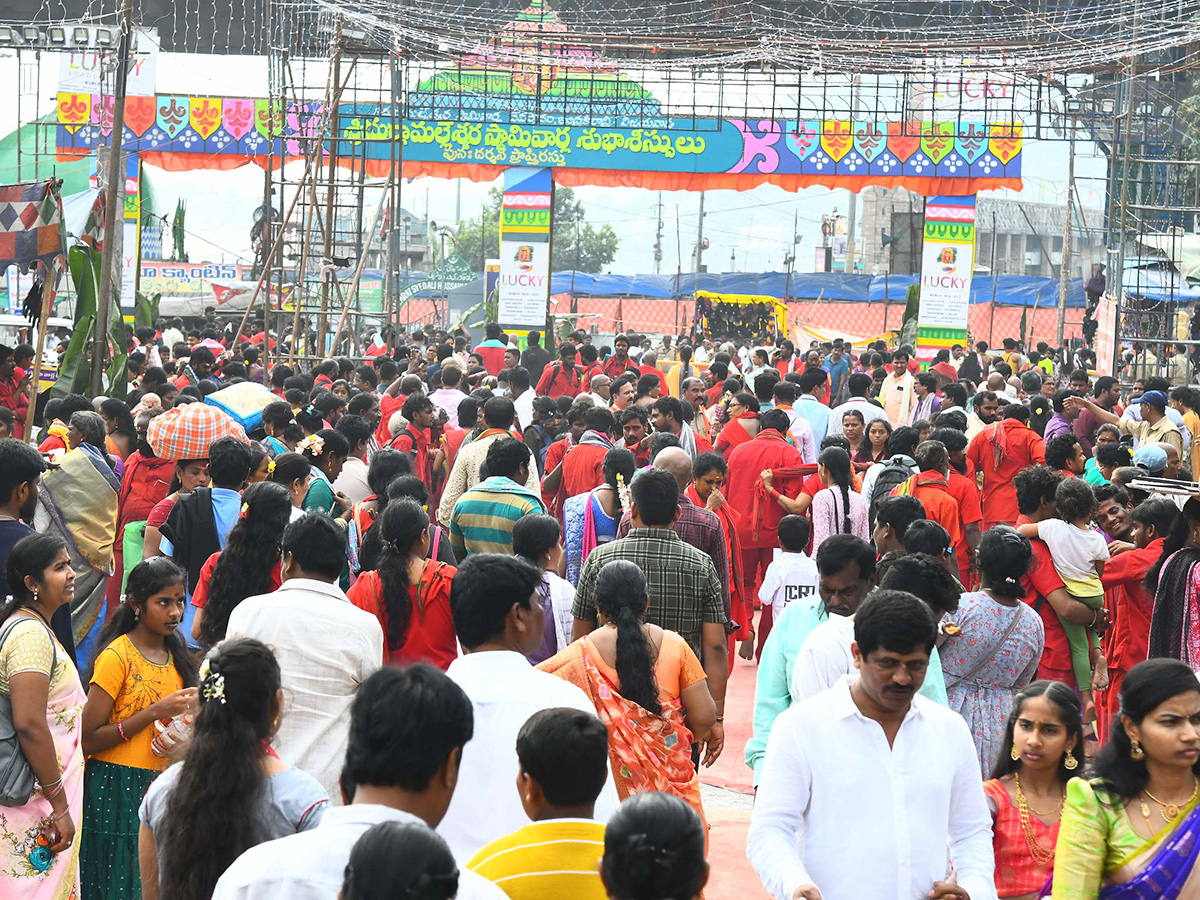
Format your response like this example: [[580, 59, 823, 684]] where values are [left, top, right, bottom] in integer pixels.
[[92, 0, 133, 396], [317, 19, 343, 348], [694, 191, 706, 274], [844, 78, 859, 274], [1057, 135, 1076, 346], [653, 191, 664, 274]]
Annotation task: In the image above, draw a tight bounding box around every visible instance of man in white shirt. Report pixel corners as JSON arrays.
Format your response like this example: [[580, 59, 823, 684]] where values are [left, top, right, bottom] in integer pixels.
[[748, 590, 997, 900], [507, 365, 536, 431], [225, 514, 383, 804], [826, 372, 888, 438], [771, 381, 817, 463], [583, 373, 612, 410], [212, 665, 507, 900], [331, 415, 373, 504], [440, 553, 619, 861], [428, 364, 467, 428]]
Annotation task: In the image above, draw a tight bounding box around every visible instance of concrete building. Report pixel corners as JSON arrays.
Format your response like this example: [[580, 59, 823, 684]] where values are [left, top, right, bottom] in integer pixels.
[[856, 186, 1105, 278]]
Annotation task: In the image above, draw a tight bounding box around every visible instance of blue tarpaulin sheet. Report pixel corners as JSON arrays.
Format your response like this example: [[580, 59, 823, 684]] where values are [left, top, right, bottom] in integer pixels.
[[548, 271, 1092, 307]]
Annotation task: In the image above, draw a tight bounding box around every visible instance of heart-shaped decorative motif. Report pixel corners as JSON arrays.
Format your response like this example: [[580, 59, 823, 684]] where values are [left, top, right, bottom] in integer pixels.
[[57, 92, 91, 135], [189, 98, 223, 141], [820, 120, 852, 162], [255, 99, 283, 140], [887, 122, 921, 162], [222, 99, 255, 141], [785, 119, 820, 161], [920, 122, 955, 165], [955, 122, 988, 164], [989, 123, 1023, 165], [156, 97, 189, 139], [853, 121, 886, 163], [125, 96, 156, 136]]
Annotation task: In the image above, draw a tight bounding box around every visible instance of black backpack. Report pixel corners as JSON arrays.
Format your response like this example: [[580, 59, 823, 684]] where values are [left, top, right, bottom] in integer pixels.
[[868, 456, 916, 528]]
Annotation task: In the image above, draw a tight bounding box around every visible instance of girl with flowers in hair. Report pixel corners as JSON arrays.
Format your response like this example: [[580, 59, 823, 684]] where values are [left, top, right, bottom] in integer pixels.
[[80, 557, 198, 899], [563, 447, 637, 585], [298, 428, 351, 516], [189, 481, 293, 647], [137, 638, 328, 900]]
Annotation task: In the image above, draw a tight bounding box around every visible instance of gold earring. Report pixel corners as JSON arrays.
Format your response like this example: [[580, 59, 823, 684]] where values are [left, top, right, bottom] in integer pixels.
[[1011, 746, 1020, 761], [1064, 750, 1079, 770], [1131, 739, 1145, 761]]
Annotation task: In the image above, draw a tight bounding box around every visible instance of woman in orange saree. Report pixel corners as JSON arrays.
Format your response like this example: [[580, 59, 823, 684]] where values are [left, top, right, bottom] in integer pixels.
[[538, 560, 716, 835]]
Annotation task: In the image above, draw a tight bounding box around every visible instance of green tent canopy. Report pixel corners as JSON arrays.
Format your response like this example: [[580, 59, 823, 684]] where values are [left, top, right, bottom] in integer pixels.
[[0, 115, 93, 196]]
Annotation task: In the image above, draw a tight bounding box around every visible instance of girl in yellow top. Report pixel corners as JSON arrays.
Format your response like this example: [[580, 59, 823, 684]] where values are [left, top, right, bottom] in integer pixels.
[[1050, 658, 1200, 900], [79, 558, 198, 900]]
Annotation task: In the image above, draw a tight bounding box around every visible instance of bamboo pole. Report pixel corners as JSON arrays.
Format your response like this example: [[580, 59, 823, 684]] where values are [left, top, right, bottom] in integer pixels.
[[316, 22, 344, 354], [289, 38, 349, 367], [24, 255, 57, 444], [329, 178, 391, 354], [229, 164, 314, 349]]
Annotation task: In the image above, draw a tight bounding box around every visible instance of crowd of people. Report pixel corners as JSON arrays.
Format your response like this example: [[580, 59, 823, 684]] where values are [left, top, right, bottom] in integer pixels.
[[2, 316, 1200, 900]]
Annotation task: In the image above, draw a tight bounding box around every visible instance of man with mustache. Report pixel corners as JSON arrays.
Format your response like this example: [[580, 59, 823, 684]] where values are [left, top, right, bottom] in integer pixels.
[[749, 589, 995, 900]]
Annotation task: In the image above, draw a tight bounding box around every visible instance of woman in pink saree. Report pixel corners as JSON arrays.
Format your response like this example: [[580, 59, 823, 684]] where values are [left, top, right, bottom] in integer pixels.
[[0, 534, 86, 899]]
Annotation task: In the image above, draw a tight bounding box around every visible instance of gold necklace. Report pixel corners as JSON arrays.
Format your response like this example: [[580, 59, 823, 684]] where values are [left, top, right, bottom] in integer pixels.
[[1015, 773, 1063, 865], [1141, 777, 1200, 824]]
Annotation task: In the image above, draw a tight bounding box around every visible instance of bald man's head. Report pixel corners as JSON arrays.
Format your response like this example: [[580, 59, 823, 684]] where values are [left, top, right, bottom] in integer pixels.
[[653, 446, 693, 490]]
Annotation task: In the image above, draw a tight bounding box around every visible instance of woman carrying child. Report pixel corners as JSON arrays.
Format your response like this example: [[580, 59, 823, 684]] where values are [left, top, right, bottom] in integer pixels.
[[1017, 478, 1110, 695]]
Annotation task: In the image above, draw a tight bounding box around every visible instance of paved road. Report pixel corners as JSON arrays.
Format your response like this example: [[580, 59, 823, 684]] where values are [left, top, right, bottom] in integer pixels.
[[699, 649, 772, 900]]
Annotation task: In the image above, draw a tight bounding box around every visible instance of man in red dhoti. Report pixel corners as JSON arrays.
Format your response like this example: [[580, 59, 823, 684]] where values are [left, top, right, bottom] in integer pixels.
[[724, 409, 805, 653]]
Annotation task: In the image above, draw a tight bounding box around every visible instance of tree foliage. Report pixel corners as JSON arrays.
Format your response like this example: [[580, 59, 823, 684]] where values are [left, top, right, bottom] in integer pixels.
[[453, 185, 620, 273]]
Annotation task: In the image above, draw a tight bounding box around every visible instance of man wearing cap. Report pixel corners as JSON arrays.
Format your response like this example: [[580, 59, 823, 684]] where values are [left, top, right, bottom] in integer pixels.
[[1132, 444, 1168, 479], [1067, 390, 1183, 456], [535, 344, 585, 400]]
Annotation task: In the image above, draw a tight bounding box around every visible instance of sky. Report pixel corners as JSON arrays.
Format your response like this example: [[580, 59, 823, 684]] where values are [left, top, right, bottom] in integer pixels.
[[0, 48, 1111, 277]]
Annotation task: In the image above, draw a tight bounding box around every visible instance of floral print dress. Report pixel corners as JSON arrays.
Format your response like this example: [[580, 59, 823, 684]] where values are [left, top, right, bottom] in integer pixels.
[[0, 617, 87, 899], [940, 591, 1045, 776]]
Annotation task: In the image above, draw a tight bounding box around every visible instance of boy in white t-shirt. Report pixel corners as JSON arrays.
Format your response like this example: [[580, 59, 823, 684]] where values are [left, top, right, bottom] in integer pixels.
[[1017, 477, 1109, 691], [758, 515, 820, 622]]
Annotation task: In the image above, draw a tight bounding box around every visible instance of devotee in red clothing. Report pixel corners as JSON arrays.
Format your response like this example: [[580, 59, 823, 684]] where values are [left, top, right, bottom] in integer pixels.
[[967, 413, 1046, 528]]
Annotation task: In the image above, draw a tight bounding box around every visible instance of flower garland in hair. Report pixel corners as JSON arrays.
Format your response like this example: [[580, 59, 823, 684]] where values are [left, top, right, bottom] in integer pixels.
[[238, 502, 250, 520], [267, 459, 276, 475], [198, 657, 226, 705], [298, 434, 325, 456], [616, 471, 632, 511]]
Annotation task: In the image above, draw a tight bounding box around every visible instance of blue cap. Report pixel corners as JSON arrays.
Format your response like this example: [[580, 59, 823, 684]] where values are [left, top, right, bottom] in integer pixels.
[[1133, 444, 1168, 475], [1132, 390, 1169, 408]]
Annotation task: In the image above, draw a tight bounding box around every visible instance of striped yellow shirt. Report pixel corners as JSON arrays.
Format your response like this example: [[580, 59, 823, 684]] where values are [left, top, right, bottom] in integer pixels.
[[466, 819, 607, 900]]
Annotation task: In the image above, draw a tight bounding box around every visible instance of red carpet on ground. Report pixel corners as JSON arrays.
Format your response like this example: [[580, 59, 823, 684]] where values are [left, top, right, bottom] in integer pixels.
[[701, 622, 770, 900]]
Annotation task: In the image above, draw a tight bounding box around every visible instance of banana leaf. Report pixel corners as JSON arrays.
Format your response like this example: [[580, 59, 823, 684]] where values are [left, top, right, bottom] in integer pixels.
[[54, 244, 128, 399], [52, 245, 101, 398], [134, 290, 160, 330]]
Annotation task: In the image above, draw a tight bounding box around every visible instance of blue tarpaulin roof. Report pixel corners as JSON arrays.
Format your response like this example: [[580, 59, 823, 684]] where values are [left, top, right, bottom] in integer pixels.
[[384, 266, 1195, 307], [547, 271, 1091, 308]]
